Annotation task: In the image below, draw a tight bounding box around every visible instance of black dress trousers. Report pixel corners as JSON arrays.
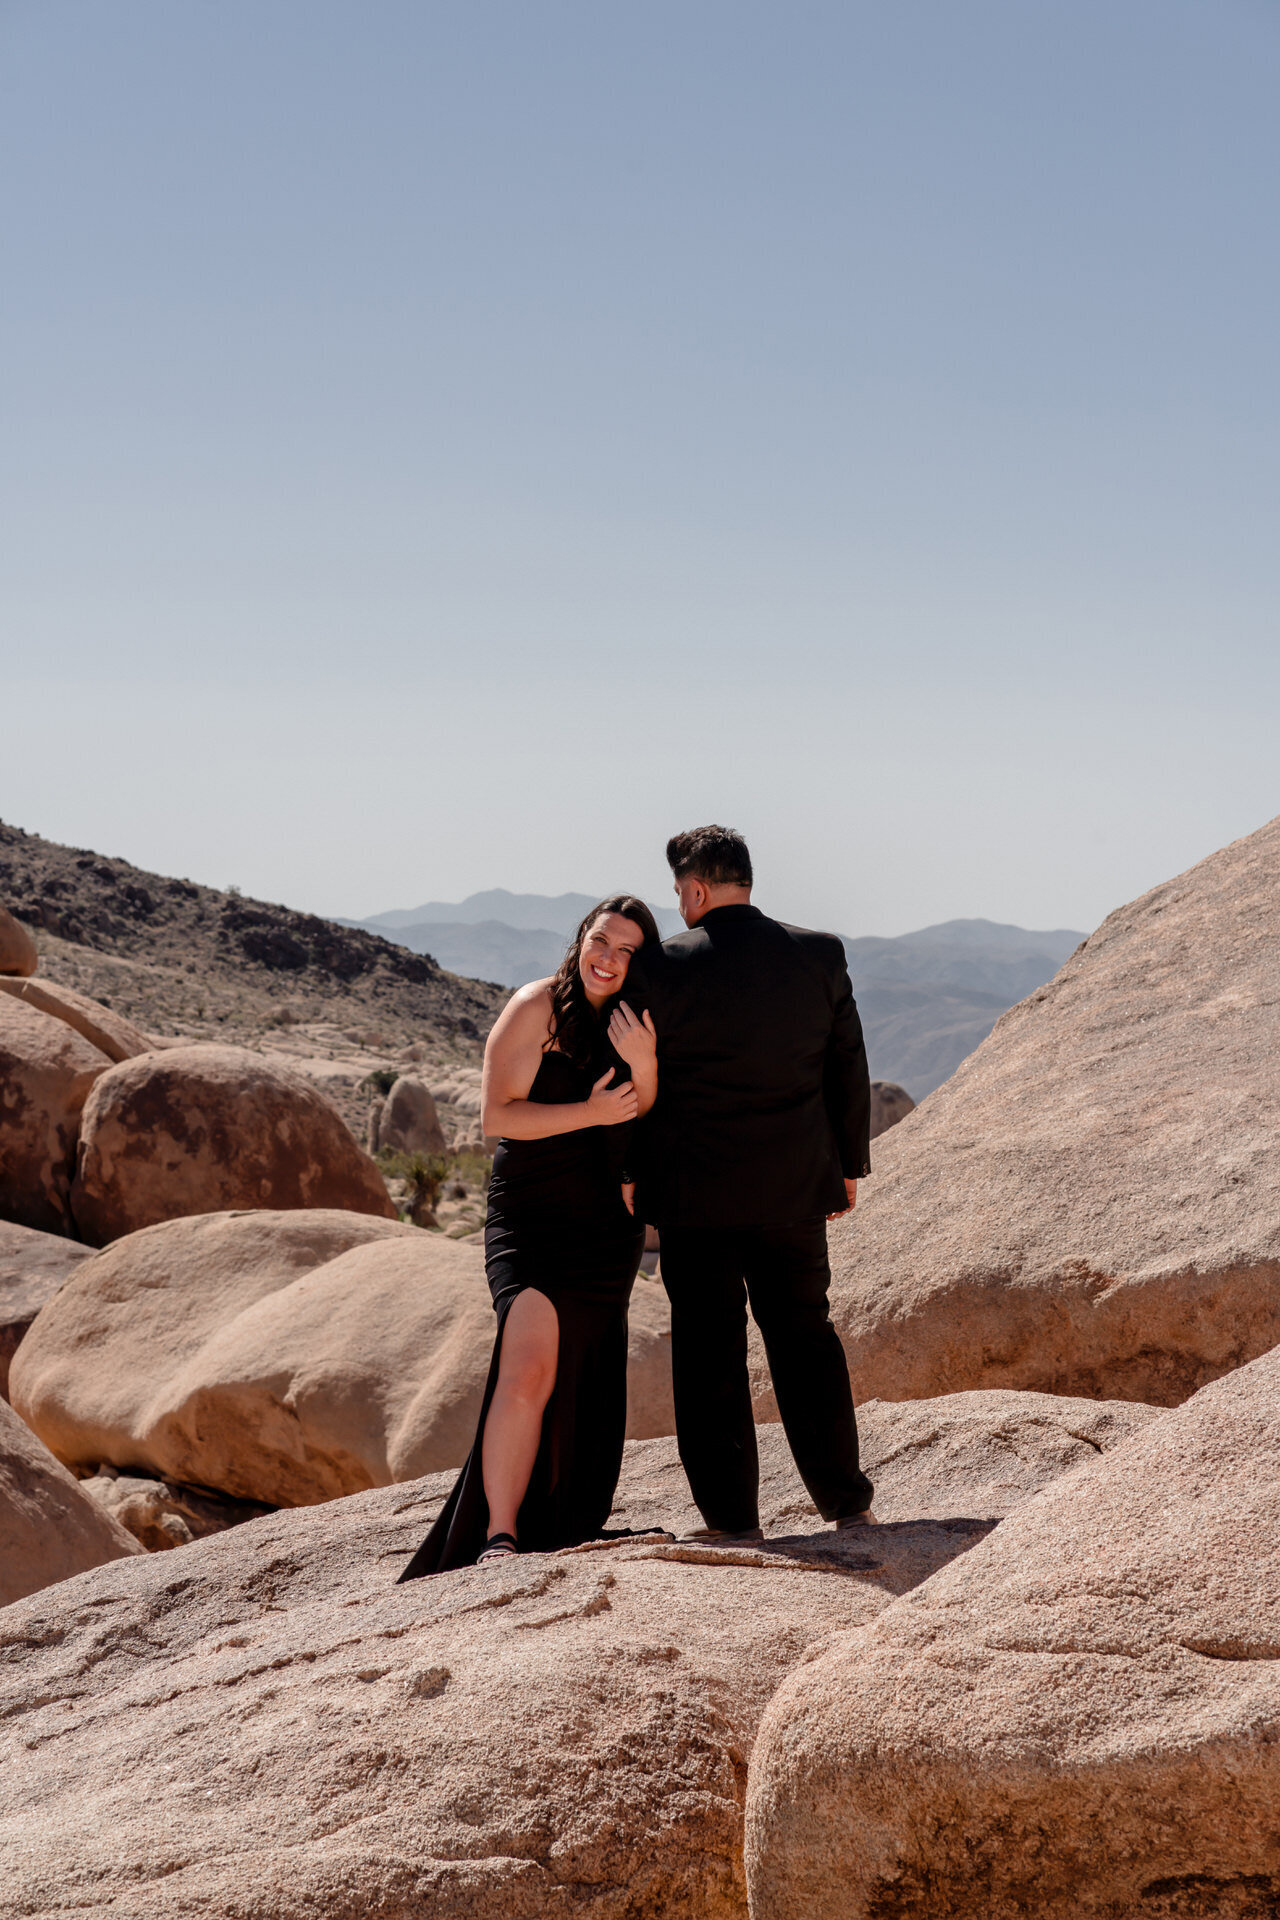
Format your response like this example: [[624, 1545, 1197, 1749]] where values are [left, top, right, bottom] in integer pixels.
[[658, 1218, 874, 1531]]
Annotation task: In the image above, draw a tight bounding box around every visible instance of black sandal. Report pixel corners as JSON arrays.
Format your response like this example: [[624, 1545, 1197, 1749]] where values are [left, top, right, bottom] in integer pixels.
[[477, 1532, 519, 1563]]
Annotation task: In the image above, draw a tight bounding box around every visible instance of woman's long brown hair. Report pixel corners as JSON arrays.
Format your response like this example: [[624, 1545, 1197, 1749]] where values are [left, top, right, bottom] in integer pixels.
[[546, 894, 661, 1065]]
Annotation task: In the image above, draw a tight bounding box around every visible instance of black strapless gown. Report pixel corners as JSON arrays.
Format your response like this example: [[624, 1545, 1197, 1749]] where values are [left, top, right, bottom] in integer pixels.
[[398, 1047, 645, 1577]]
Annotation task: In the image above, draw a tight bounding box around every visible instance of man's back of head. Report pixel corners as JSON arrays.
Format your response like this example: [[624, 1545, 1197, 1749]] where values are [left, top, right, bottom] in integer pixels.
[[666, 824, 753, 928]]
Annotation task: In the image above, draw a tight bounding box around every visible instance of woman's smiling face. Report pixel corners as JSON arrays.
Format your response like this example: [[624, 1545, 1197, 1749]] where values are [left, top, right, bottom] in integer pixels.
[[577, 912, 645, 1007]]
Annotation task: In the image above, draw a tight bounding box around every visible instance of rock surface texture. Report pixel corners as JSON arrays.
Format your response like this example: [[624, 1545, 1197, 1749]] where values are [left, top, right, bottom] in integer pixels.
[[745, 1343, 1280, 1920], [0, 1382, 1169, 1910], [0, 972, 152, 1063], [610, 1389, 1160, 1536], [0, 1479, 989, 1918], [826, 817, 1280, 1406], [0, 1220, 96, 1401], [0, 905, 37, 976], [68, 1044, 397, 1244], [11, 1209, 675, 1505], [0, 1395, 141, 1607], [0, 994, 109, 1237], [375, 1074, 447, 1156]]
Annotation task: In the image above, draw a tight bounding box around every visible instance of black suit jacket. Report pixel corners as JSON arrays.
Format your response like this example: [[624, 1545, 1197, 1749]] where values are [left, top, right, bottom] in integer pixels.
[[624, 903, 871, 1230]]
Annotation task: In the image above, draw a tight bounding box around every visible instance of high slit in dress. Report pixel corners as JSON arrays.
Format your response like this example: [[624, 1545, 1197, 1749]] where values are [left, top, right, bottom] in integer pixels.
[[398, 1044, 645, 1578]]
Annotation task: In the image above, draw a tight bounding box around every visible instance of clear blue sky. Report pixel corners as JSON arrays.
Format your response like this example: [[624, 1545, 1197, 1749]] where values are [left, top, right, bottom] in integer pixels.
[[3, 0, 1277, 936]]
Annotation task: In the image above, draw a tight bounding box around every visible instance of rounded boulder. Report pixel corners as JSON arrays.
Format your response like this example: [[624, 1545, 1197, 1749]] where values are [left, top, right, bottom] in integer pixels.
[[0, 996, 109, 1237], [0, 974, 152, 1064], [12, 1207, 678, 1508], [0, 1219, 97, 1401], [375, 1075, 446, 1156], [11, 1209, 479, 1504], [745, 1346, 1280, 1919], [0, 905, 37, 977], [0, 1395, 142, 1606], [827, 816, 1280, 1407], [68, 1044, 396, 1244], [869, 1079, 915, 1139]]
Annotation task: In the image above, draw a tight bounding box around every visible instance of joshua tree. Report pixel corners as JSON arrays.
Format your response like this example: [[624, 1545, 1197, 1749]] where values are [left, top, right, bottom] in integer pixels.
[[403, 1152, 446, 1228]]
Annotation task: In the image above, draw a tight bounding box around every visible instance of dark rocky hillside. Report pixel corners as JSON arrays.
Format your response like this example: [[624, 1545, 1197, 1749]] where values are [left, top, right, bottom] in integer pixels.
[[0, 820, 506, 1049]]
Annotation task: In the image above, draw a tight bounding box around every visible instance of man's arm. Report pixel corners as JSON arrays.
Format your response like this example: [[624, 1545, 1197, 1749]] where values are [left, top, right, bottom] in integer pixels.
[[823, 958, 872, 1185]]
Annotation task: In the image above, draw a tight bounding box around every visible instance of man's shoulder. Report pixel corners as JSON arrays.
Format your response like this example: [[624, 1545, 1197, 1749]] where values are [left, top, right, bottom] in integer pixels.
[[623, 929, 702, 1003], [631, 927, 707, 971], [771, 919, 848, 973], [662, 926, 709, 958]]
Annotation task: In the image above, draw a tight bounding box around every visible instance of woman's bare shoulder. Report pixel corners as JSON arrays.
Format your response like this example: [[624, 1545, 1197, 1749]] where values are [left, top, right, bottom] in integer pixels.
[[489, 979, 555, 1042]]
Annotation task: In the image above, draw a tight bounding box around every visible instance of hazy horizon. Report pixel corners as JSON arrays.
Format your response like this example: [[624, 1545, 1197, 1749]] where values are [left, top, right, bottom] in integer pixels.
[[355, 886, 1085, 944], [5, 807, 1102, 946]]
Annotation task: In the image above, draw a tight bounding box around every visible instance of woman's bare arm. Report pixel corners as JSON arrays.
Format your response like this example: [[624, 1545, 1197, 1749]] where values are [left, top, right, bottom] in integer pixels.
[[480, 983, 638, 1140]]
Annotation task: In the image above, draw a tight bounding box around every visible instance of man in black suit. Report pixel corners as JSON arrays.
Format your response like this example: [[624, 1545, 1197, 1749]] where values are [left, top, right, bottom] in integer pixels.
[[621, 824, 875, 1539]]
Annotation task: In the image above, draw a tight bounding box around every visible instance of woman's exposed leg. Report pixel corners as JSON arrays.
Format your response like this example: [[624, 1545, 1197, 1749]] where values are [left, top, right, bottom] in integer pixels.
[[481, 1287, 560, 1543]]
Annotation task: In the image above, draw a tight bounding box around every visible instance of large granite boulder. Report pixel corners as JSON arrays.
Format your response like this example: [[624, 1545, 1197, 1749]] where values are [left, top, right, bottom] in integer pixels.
[[0, 994, 108, 1237], [11, 1210, 675, 1506], [0, 1395, 141, 1607], [0, 1220, 96, 1401], [0, 1380, 1170, 1914], [68, 1044, 397, 1244], [11, 1210, 477, 1503], [0, 905, 37, 977], [0, 973, 152, 1063], [745, 1343, 1280, 1920], [824, 817, 1280, 1407], [0, 1479, 987, 1916]]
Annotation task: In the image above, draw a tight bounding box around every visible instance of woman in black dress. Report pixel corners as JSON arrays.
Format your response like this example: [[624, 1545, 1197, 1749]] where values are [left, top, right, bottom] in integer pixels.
[[398, 894, 660, 1578]]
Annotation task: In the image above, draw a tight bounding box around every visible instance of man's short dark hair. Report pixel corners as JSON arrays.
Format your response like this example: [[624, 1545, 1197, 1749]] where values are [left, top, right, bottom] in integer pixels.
[[665, 825, 753, 889]]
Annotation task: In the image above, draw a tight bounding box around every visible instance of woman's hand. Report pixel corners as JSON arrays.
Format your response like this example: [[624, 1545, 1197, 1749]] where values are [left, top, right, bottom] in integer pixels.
[[586, 1067, 639, 1126], [608, 1001, 657, 1071]]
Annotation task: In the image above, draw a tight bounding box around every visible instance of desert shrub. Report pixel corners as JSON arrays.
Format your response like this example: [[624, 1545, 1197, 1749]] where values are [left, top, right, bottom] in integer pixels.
[[377, 1149, 448, 1227], [363, 1066, 399, 1098], [450, 1149, 493, 1193]]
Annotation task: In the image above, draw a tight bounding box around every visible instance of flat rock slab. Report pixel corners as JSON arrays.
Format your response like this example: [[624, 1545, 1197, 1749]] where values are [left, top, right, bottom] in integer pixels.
[[609, 1389, 1162, 1537], [0, 1221, 96, 1402], [0, 1480, 989, 1919], [745, 1342, 1280, 1919]]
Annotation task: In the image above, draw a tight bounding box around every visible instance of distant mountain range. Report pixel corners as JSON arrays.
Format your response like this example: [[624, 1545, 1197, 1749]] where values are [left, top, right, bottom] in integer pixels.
[[339, 890, 684, 1001], [344, 893, 1085, 1100], [843, 921, 1084, 1095], [358, 889, 685, 940]]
